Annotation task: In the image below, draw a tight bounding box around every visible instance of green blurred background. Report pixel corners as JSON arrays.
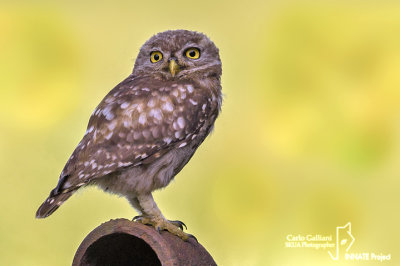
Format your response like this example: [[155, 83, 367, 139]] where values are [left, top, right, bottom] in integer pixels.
[[1, 0, 399, 265]]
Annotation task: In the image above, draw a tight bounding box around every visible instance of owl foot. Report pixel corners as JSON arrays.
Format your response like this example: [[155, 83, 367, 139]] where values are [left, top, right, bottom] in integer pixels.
[[133, 216, 187, 230], [133, 215, 192, 241]]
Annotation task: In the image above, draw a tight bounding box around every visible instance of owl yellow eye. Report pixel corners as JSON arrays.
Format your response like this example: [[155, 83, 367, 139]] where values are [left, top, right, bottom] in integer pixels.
[[185, 48, 200, 59], [150, 51, 163, 63]]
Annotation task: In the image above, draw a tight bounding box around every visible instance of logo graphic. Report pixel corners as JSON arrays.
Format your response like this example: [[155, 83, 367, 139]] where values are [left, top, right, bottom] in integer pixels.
[[285, 222, 391, 262], [328, 222, 355, 260]]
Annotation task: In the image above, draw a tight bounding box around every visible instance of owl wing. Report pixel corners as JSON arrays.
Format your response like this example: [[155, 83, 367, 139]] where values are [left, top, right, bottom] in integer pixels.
[[52, 78, 215, 195]]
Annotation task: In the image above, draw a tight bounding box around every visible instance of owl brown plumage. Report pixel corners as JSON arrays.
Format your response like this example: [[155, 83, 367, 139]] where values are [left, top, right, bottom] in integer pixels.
[[36, 30, 222, 240]]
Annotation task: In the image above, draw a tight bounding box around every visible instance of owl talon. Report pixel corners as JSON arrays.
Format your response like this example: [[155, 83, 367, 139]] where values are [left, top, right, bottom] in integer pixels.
[[169, 220, 187, 230], [187, 233, 198, 242], [132, 215, 142, 221], [133, 216, 187, 230], [132, 215, 153, 226]]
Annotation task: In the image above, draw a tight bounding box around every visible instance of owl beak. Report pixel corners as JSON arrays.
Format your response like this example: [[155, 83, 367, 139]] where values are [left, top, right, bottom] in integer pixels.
[[168, 59, 180, 77]]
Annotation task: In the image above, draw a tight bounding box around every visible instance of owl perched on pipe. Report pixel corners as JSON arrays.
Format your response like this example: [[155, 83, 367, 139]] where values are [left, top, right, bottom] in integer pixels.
[[36, 30, 222, 240]]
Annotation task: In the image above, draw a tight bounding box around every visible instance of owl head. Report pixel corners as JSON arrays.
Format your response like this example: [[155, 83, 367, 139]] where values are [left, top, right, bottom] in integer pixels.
[[132, 30, 221, 81]]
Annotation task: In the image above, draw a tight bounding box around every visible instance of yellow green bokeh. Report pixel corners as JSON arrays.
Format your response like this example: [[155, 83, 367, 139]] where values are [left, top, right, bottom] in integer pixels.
[[1, 1, 399, 265]]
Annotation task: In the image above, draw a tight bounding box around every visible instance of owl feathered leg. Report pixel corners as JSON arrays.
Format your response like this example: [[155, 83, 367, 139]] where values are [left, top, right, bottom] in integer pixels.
[[129, 195, 186, 230], [132, 193, 191, 241], [128, 196, 143, 215]]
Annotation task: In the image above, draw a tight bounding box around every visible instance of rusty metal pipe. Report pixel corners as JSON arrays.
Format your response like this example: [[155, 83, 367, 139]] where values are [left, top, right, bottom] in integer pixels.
[[73, 219, 216, 266]]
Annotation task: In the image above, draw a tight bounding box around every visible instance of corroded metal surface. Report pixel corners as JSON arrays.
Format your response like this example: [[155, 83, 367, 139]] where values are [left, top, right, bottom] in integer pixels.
[[73, 219, 217, 266]]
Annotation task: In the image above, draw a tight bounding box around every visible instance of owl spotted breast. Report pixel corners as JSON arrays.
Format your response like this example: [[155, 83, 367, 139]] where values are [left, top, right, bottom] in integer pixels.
[[36, 30, 222, 240]]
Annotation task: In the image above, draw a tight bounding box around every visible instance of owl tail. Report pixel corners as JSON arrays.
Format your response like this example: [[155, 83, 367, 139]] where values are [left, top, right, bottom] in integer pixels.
[[36, 192, 73, 218]]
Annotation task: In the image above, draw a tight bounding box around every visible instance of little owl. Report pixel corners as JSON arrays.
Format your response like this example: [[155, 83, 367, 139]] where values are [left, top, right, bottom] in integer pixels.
[[36, 30, 222, 240]]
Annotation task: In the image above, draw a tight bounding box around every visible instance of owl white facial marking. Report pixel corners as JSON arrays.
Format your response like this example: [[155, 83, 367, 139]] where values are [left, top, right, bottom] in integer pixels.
[[189, 99, 198, 105]]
